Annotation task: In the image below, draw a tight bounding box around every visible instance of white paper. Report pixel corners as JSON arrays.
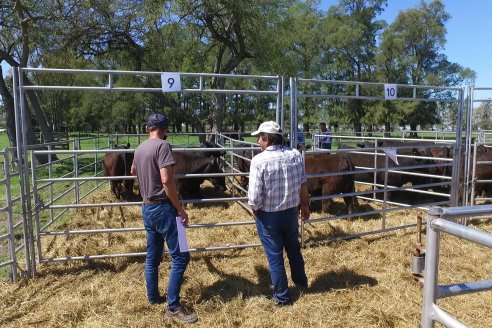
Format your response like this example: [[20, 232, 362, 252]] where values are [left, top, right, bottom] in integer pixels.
[[175, 216, 189, 252], [383, 147, 399, 165], [161, 73, 181, 92]]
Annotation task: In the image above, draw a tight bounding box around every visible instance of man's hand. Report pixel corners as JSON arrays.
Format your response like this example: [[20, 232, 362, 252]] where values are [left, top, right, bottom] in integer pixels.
[[178, 208, 190, 227], [299, 183, 310, 220], [300, 204, 310, 221]]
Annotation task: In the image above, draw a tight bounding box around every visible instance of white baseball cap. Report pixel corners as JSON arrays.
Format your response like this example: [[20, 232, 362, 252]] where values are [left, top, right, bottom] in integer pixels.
[[251, 121, 282, 136]]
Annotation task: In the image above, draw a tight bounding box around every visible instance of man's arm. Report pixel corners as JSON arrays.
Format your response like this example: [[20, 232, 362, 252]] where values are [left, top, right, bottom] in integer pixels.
[[160, 166, 190, 226], [131, 164, 137, 176], [247, 160, 263, 216]]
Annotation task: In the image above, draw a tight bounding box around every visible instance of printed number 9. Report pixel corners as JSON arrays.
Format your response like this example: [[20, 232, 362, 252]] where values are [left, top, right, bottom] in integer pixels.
[[168, 78, 174, 89]]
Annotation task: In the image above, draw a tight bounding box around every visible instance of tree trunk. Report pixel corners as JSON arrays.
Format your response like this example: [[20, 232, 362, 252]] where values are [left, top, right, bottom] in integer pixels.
[[0, 71, 54, 164], [208, 77, 227, 143], [0, 73, 17, 149], [353, 122, 362, 136], [409, 123, 418, 138], [25, 83, 55, 144], [384, 122, 392, 137]]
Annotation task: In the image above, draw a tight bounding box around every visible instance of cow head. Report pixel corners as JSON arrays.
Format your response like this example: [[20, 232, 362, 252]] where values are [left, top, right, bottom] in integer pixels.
[[200, 142, 226, 191], [205, 155, 226, 192]]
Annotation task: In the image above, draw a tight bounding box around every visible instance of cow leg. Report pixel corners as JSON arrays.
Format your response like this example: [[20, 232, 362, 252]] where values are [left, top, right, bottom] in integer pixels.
[[118, 206, 125, 226], [321, 181, 333, 213], [110, 181, 119, 199], [321, 198, 333, 213], [123, 180, 134, 199], [344, 196, 358, 214]]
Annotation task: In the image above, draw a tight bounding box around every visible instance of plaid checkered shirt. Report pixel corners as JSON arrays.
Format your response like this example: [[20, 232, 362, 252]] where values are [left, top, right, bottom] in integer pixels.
[[248, 145, 307, 212]]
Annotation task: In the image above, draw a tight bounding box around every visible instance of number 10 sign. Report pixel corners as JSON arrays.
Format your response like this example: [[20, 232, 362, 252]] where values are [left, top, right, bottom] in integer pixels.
[[161, 73, 181, 92], [384, 84, 397, 100]]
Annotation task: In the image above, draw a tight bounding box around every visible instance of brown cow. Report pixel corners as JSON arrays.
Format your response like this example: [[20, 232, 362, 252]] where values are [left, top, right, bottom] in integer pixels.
[[305, 153, 358, 214], [172, 143, 226, 199], [102, 143, 134, 200], [235, 147, 260, 189], [346, 140, 445, 188], [466, 145, 492, 199]]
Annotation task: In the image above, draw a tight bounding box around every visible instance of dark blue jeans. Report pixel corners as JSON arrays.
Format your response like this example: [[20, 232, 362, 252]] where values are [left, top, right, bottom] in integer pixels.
[[142, 202, 190, 310], [255, 207, 307, 303]]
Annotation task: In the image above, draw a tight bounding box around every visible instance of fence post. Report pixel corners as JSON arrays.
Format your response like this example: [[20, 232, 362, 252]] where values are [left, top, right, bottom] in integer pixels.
[[421, 206, 443, 328], [48, 144, 54, 225], [4, 149, 17, 282], [74, 139, 80, 204], [382, 155, 388, 229]]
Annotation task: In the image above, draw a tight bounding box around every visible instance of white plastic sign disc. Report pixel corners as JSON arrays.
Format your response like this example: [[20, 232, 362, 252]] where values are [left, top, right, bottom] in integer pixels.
[[161, 73, 181, 92], [384, 84, 397, 100]]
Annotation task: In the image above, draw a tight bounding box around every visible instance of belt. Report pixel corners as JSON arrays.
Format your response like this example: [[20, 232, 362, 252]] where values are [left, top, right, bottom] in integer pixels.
[[143, 199, 170, 205]]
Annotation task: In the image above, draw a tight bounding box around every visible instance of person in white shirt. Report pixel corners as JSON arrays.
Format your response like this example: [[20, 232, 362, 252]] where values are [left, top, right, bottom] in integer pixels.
[[248, 121, 310, 306]]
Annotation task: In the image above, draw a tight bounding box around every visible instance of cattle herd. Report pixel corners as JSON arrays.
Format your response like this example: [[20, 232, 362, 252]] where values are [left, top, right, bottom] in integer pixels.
[[102, 137, 492, 212], [102, 141, 226, 201]]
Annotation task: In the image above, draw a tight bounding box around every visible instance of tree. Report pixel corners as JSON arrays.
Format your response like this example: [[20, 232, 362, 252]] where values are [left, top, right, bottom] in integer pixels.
[[171, 0, 296, 138], [473, 101, 492, 131], [376, 0, 474, 133], [321, 0, 387, 133], [0, 0, 63, 155]]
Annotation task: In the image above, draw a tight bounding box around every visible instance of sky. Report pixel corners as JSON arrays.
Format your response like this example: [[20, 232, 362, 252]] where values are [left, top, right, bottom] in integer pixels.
[[320, 0, 492, 88], [1, 1, 491, 88]]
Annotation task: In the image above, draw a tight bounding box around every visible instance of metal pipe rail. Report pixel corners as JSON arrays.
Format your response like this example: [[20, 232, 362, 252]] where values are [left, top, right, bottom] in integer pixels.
[[0, 149, 17, 282], [422, 205, 492, 327]]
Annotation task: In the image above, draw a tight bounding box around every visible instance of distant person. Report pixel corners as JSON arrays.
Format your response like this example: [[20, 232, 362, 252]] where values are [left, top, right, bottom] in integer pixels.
[[316, 122, 332, 150], [131, 113, 198, 324], [248, 121, 310, 306], [297, 127, 306, 151]]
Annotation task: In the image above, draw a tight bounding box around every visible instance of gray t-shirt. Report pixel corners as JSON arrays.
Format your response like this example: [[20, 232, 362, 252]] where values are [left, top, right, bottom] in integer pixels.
[[133, 138, 175, 202]]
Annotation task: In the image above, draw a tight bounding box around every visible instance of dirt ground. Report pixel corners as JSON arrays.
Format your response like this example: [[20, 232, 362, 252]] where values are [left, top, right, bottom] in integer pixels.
[[1, 188, 491, 327]]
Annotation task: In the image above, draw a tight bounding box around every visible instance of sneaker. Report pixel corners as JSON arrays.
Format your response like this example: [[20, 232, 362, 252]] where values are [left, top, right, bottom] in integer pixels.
[[165, 306, 198, 324], [273, 297, 293, 307]]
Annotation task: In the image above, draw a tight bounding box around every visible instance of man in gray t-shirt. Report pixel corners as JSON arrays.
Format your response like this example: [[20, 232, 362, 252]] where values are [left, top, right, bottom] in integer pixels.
[[131, 113, 197, 324], [132, 138, 175, 202]]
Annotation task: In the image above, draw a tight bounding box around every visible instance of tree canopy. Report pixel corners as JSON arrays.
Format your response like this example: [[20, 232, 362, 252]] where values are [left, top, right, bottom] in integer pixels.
[[0, 0, 476, 147]]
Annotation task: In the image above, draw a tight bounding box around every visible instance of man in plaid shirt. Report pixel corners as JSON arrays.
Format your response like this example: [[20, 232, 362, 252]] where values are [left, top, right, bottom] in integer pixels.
[[248, 121, 310, 306]]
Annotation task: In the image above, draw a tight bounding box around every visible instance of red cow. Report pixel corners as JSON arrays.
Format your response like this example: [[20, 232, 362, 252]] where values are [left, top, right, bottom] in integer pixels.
[[102, 143, 134, 200], [304, 153, 358, 214]]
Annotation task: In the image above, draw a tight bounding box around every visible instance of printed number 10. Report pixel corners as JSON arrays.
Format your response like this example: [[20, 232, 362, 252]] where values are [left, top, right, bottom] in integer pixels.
[[386, 87, 395, 97]]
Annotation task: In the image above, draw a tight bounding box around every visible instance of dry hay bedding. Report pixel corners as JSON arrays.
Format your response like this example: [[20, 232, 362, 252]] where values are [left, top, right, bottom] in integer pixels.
[[1, 188, 492, 327]]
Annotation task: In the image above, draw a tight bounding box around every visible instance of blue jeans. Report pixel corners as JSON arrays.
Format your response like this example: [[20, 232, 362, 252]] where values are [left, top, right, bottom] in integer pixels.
[[255, 207, 307, 303], [142, 202, 190, 310], [322, 142, 332, 149]]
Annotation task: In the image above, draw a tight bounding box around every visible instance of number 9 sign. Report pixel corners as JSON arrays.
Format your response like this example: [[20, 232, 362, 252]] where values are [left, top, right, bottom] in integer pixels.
[[161, 73, 181, 92], [384, 84, 397, 100]]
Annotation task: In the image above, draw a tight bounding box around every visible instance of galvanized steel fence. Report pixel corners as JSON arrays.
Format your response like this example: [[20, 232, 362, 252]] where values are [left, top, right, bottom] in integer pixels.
[[4, 67, 490, 287], [422, 205, 492, 327]]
